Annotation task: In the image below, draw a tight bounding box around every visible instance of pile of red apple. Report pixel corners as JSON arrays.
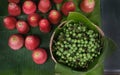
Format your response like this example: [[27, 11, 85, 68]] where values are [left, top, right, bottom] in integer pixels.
[[3, 0, 95, 64]]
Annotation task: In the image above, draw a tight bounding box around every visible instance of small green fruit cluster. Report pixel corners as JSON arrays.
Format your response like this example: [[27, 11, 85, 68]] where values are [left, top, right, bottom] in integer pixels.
[[53, 21, 103, 70]]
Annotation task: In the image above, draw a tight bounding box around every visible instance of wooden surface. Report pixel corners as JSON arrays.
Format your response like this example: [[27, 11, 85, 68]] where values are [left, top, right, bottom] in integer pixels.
[[101, 0, 120, 71]]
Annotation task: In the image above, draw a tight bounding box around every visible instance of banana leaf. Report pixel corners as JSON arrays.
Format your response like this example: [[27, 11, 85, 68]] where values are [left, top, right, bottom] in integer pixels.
[[0, 0, 116, 75], [54, 12, 117, 75]]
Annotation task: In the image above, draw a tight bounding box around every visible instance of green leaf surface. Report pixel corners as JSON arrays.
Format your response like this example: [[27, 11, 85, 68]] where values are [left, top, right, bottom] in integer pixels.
[[102, 37, 117, 58], [67, 12, 98, 32], [0, 0, 113, 75], [55, 62, 104, 75]]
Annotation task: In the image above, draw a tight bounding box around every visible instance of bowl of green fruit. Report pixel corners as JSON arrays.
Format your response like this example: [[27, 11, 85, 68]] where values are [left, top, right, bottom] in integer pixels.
[[50, 12, 116, 75]]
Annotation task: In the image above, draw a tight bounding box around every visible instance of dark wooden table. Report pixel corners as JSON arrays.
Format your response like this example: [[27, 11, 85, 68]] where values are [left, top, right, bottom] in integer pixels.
[[101, 0, 120, 74]]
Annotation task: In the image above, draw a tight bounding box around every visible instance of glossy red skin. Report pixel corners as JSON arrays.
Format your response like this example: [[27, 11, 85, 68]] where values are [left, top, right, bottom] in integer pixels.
[[61, 1, 76, 16], [27, 13, 41, 27], [48, 10, 61, 25], [8, 0, 20, 3], [38, 0, 51, 13], [80, 0, 95, 13], [3, 16, 17, 30], [8, 3, 21, 16], [8, 34, 24, 50], [22, 1, 36, 14], [16, 20, 30, 34], [39, 19, 51, 33], [61, 3, 68, 16], [25, 35, 40, 50], [53, 0, 63, 4], [32, 48, 47, 64]]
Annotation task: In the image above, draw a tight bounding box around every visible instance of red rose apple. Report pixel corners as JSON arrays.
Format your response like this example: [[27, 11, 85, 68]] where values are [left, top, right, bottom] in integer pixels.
[[22, 1, 36, 14], [3, 16, 17, 30], [80, 0, 95, 13], [8, 34, 24, 50], [16, 20, 30, 34], [39, 19, 51, 33], [8, 2, 21, 16], [32, 48, 47, 64], [61, 1, 76, 16], [8, 0, 20, 3], [27, 13, 41, 27], [25, 35, 40, 50], [48, 10, 61, 25], [38, 0, 51, 13]]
